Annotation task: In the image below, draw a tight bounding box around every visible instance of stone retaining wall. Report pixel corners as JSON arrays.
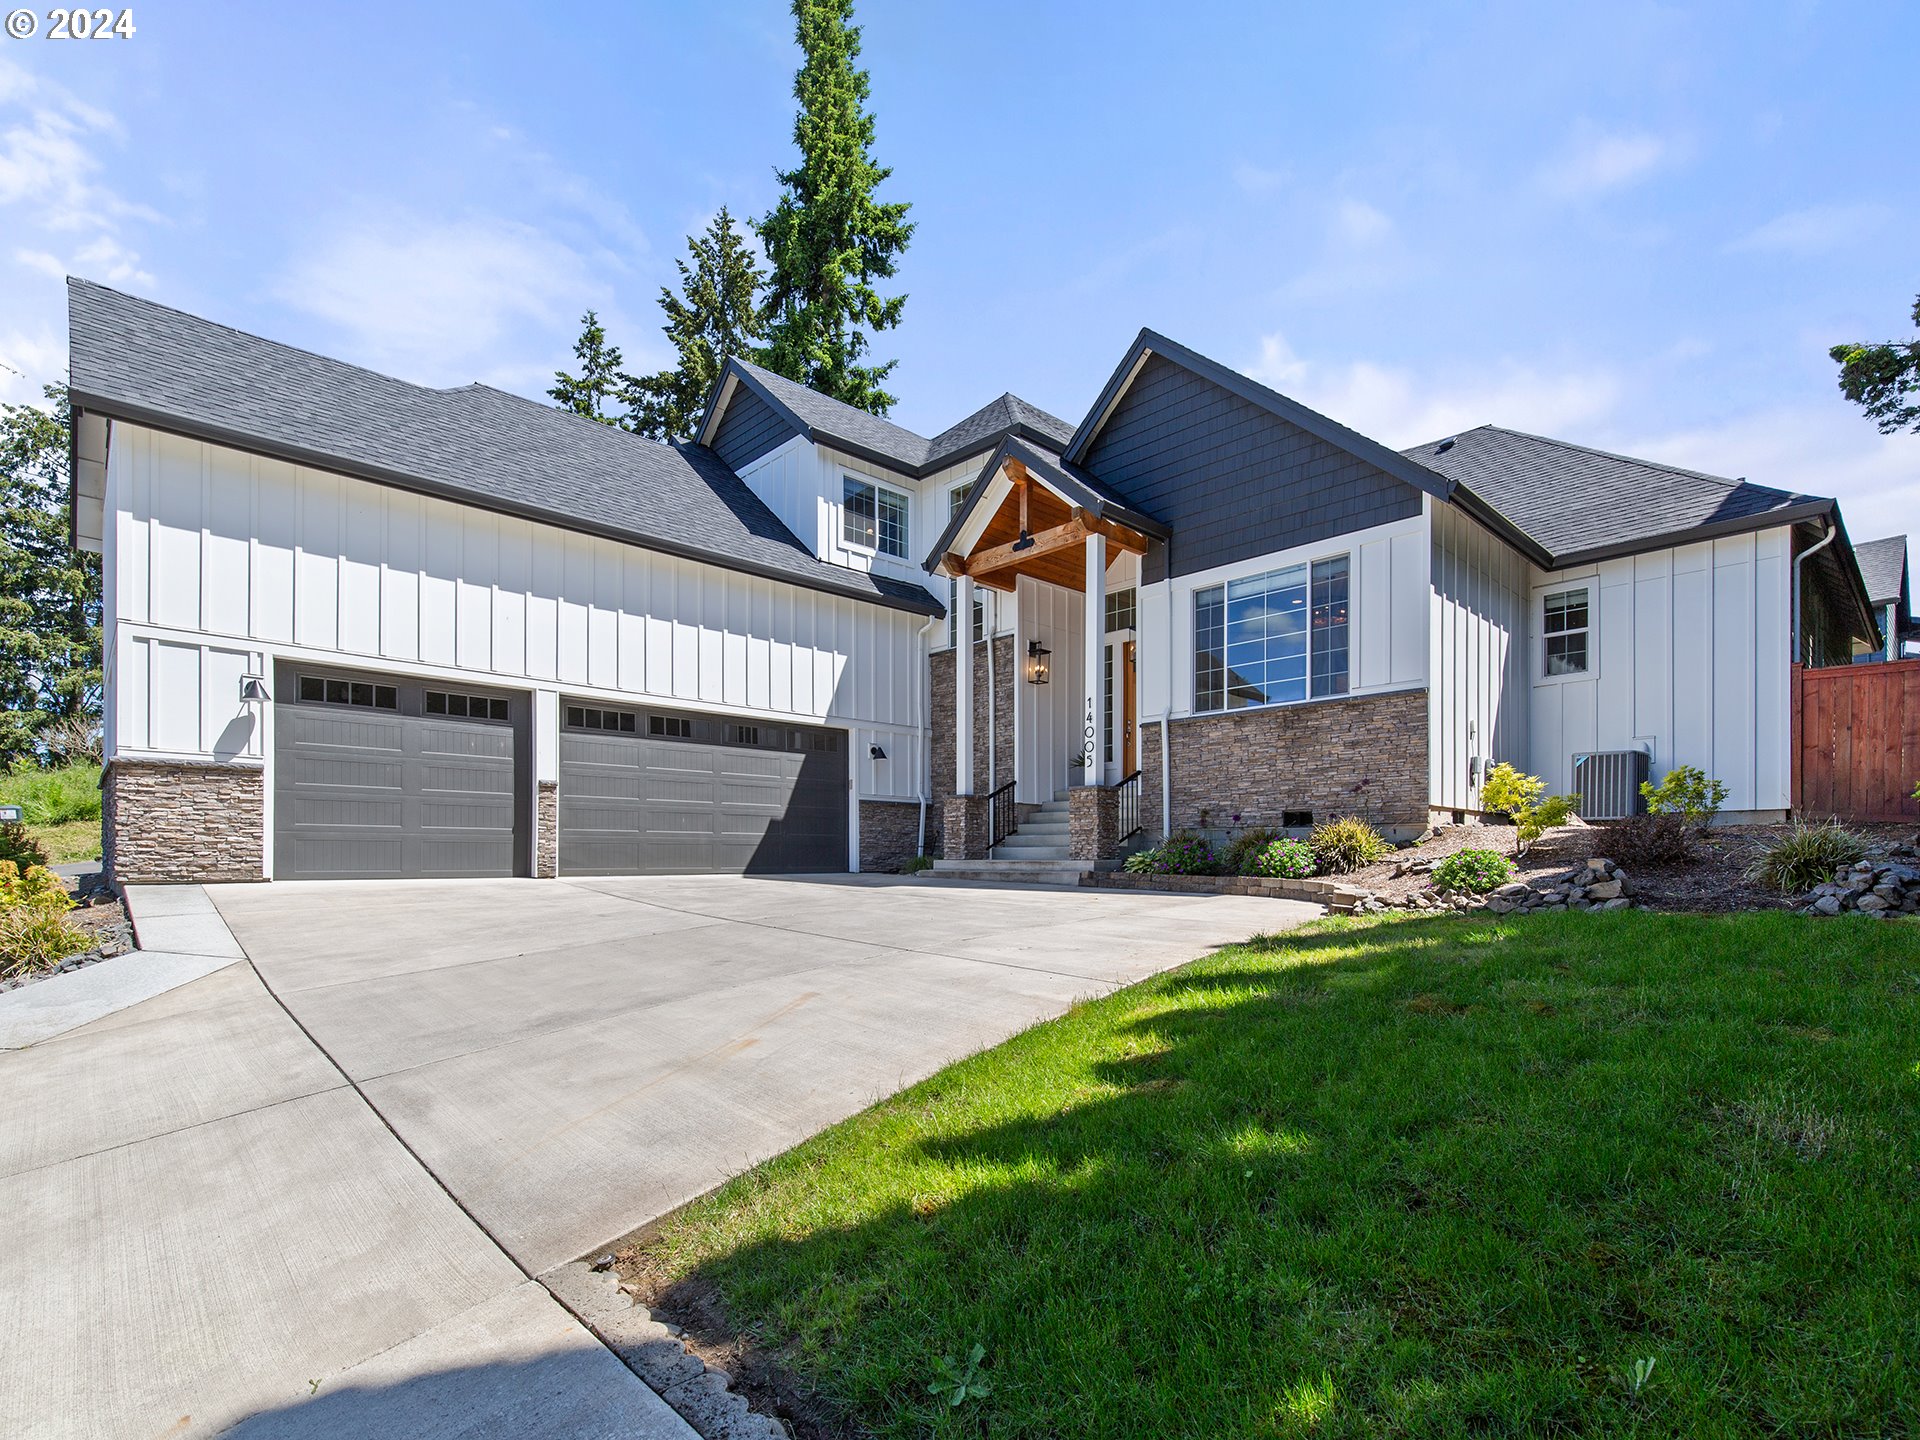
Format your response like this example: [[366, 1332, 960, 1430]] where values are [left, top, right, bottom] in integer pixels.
[[104, 759, 265, 883]]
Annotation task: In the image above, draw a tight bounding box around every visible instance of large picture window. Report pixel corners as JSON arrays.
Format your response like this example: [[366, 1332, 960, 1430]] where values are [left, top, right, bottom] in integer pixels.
[[1543, 587, 1590, 676], [844, 475, 909, 558], [1194, 555, 1349, 711]]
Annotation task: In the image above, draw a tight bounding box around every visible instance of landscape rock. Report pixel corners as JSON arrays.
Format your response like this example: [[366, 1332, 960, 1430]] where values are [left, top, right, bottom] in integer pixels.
[[1801, 854, 1920, 919]]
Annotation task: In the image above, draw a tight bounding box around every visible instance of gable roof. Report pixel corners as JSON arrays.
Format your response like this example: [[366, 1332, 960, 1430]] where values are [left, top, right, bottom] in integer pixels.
[[1854, 535, 1910, 609], [1062, 328, 1457, 506], [698, 357, 1075, 478], [922, 434, 1169, 572], [66, 279, 940, 616], [1404, 426, 1836, 567]]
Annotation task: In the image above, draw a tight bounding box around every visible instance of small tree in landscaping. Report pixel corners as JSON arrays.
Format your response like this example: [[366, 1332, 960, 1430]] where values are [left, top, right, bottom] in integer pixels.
[[1641, 764, 1728, 829], [1482, 762, 1578, 859]]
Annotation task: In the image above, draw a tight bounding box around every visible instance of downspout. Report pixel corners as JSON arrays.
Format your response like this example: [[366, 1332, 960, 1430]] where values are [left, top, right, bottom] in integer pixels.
[[1791, 520, 1837, 667], [914, 609, 942, 858]]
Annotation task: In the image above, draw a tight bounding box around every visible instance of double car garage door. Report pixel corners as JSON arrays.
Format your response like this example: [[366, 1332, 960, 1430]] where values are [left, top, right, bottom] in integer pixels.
[[272, 662, 848, 880]]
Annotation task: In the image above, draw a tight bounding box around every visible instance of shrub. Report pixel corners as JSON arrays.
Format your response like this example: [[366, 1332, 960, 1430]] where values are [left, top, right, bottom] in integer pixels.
[[1253, 838, 1315, 879], [1148, 832, 1218, 876], [1309, 816, 1391, 875], [0, 860, 90, 979], [1746, 822, 1870, 895], [0, 822, 48, 870], [901, 855, 933, 875], [0, 762, 103, 826], [1608, 812, 1695, 869], [1641, 765, 1728, 828], [1431, 848, 1515, 894], [1220, 826, 1280, 876], [1122, 846, 1160, 874], [1481, 762, 1578, 858]]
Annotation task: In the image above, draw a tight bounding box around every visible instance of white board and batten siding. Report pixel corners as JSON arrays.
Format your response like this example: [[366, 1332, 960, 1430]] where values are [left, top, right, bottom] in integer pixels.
[[1138, 512, 1430, 727], [1429, 501, 1532, 813], [1525, 528, 1792, 815], [104, 423, 931, 807]]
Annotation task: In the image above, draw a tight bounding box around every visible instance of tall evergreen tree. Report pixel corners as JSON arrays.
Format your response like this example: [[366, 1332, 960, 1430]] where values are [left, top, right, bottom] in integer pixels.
[[0, 384, 101, 762], [1830, 293, 1920, 435], [547, 310, 629, 424], [625, 207, 769, 441], [757, 0, 913, 415]]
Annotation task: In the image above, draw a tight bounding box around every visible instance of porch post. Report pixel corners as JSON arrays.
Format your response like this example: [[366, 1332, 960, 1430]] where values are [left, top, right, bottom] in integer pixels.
[[955, 573, 974, 795], [1081, 529, 1106, 785]]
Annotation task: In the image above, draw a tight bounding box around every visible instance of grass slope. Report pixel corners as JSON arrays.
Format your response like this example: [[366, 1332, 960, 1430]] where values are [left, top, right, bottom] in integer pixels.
[[634, 912, 1919, 1438], [1, 764, 103, 865]]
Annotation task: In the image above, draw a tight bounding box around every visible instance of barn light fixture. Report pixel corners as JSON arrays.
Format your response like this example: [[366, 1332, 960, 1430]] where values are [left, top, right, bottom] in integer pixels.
[[1026, 640, 1052, 685], [239, 674, 270, 703], [869, 743, 887, 760]]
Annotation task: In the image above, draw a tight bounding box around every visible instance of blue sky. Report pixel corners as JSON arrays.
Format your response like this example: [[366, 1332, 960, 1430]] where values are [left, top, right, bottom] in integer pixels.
[[2, 0, 1916, 539]]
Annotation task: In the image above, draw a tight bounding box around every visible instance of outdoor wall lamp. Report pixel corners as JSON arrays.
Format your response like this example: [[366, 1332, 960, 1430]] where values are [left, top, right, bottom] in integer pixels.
[[1026, 640, 1051, 685], [239, 674, 270, 702], [869, 743, 887, 760]]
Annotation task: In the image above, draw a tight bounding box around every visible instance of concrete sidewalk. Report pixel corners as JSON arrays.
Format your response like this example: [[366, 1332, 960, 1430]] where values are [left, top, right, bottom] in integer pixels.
[[0, 923, 695, 1439]]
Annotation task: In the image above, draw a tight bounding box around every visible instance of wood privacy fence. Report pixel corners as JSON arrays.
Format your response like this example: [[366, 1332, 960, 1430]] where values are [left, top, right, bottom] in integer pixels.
[[1793, 660, 1920, 822]]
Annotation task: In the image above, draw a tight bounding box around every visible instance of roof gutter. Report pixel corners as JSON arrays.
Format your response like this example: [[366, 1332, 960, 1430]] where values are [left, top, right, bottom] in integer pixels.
[[1792, 518, 1838, 665], [69, 392, 946, 620]]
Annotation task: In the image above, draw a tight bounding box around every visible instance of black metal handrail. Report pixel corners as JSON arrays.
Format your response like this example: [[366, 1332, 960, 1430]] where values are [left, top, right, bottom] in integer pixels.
[[987, 779, 1019, 850], [1116, 769, 1144, 843]]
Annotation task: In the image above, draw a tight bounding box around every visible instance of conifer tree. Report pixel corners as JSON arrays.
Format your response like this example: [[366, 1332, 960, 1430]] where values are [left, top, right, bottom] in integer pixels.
[[547, 310, 628, 424], [757, 0, 913, 415], [626, 208, 768, 441]]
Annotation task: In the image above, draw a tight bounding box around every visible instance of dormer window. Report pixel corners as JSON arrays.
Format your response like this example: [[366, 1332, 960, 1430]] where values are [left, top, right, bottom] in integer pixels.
[[844, 475, 909, 559]]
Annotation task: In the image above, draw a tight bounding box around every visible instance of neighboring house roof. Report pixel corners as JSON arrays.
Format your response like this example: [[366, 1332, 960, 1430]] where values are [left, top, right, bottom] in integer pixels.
[[66, 279, 940, 616], [1404, 425, 1837, 568], [699, 356, 1075, 477], [1853, 535, 1910, 609]]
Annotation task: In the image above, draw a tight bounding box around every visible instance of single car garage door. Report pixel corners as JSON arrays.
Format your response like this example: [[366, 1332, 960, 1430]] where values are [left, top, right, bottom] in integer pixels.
[[273, 662, 529, 880], [558, 700, 848, 875]]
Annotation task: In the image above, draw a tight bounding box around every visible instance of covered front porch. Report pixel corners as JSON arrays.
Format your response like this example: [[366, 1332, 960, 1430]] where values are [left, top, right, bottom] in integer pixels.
[[925, 438, 1166, 869]]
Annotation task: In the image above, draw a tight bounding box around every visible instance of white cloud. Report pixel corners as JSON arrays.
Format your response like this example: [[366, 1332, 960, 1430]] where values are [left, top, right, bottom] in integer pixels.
[[1332, 198, 1392, 247], [1231, 160, 1290, 196], [1539, 124, 1670, 200], [1249, 331, 1622, 446], [0, 54, 156, 232], [1728, 202, 1892, 256], [0, 322, 66, 405], [273, 214, 605, 387]]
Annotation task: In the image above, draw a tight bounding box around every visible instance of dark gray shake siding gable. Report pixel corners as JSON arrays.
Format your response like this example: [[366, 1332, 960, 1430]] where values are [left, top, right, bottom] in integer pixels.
[[710, 381, 800, 472], [1081, 353, 1423, 582]]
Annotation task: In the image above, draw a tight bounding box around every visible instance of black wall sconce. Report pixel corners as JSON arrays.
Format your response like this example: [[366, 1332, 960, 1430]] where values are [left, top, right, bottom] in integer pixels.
[[869, 743, 887, 760], [1026, 640, 1051, 685]]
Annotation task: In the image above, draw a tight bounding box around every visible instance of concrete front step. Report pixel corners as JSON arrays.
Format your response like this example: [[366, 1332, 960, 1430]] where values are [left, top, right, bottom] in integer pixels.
[[929, 858, 1093, 886]]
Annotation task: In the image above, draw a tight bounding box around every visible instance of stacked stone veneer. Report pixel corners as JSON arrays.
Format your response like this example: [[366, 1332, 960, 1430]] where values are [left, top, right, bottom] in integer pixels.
[[1069, 784, 1119, 862], [941, 794, 991, 861], [859, 798, 923, 872], [1140, 688, 1428, 842], [536, 781, 558, 878], [929, 635, 1017, 803], [105, 759, 265, 883]]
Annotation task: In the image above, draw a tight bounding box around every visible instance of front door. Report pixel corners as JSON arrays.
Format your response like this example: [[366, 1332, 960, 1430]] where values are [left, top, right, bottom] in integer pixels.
[[1103, 638, 1141, 782], [1123, 639, 1138, 774]]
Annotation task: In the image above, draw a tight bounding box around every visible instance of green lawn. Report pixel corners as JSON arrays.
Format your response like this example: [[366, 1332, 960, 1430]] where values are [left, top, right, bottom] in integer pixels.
[[1, 764, 103, 865], [630, 912, 1920, 1438]]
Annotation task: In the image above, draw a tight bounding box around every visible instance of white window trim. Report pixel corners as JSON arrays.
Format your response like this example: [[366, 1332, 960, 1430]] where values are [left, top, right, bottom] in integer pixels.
[[842, 473, 911, 560], [1191, 552, 1352, 715], [1535, 582, 1597, 686]]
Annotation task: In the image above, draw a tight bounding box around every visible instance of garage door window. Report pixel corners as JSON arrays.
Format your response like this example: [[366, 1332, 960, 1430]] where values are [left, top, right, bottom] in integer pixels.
[[429, 691, 511, 721], [725, 723, 762, 746], [299, 675, 397, 710], [648, 715, 691, 738], [565, 705, 637, 732]]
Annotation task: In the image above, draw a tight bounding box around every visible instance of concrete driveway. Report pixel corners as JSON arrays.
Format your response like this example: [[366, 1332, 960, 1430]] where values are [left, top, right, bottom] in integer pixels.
[[208, 873, 1314, 1271], [2, 873, 1311, 1436]]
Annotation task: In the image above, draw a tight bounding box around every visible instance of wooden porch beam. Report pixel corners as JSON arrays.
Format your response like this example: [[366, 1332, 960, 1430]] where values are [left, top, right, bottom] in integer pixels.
[[1073, 508, 1152, 556], [969, 517, 1098, 579]]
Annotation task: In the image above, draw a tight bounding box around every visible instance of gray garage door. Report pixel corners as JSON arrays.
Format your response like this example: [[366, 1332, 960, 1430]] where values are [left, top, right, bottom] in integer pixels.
[[273, 662, 529, 880], [558, 700, 848, 875]]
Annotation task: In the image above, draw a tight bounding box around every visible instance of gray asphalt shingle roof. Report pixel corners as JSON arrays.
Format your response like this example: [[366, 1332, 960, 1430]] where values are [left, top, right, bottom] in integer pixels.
[[66, 279, 940, 615], [1402, 425, 1831, 565], [1854, 535, 1909, 608], [727, 358, 1074, 475]]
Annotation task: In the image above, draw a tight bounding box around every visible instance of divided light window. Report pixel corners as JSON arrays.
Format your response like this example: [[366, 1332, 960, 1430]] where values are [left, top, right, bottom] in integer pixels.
[[1193, 555, 1349, 712], [432, 691, 511, 721], [564, 704, 635, 732], [299, 675, 397, 710], [1105, 587, 1138, 633], [1543, 588, 1590, 676], [947, 481, 984, 647], [843, 475, 909, 558]]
